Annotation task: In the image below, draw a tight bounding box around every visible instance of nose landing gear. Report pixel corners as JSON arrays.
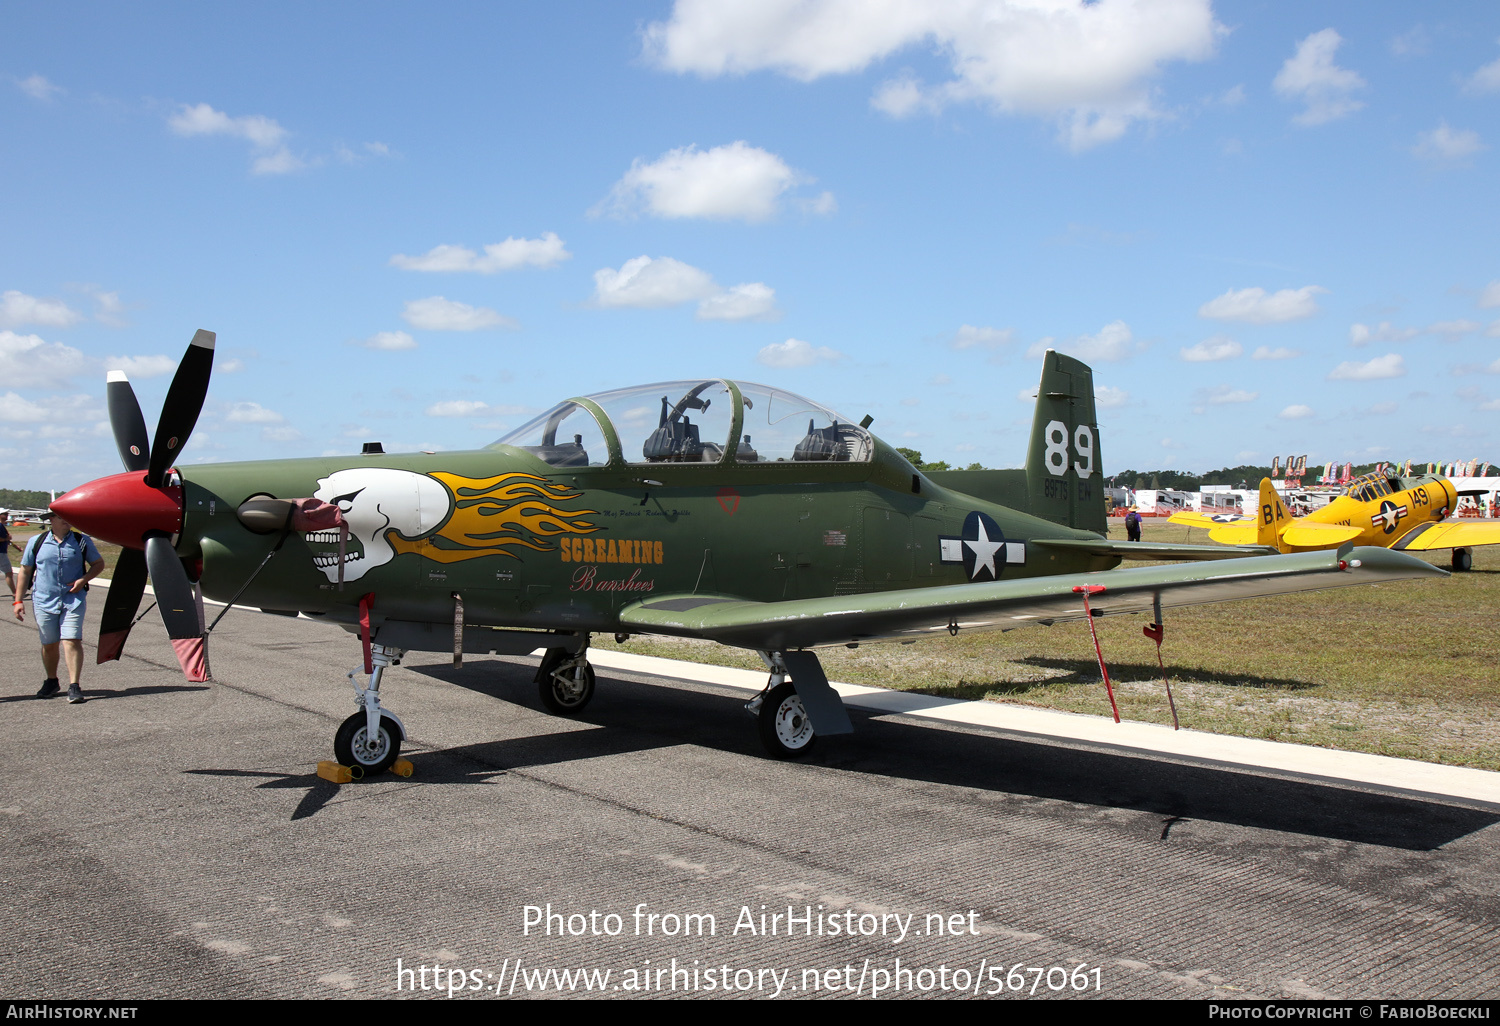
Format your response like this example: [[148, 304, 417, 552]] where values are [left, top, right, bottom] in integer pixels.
[[336, 642, 407, 776]]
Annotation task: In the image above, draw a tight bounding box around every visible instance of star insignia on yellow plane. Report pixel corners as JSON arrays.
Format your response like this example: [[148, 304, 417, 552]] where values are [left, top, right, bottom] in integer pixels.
[[1371, 500, 1407, 534]]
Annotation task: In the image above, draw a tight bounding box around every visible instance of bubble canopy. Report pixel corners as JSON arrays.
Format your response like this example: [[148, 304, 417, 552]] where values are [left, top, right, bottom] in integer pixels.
[[491, 380, 873, 468]]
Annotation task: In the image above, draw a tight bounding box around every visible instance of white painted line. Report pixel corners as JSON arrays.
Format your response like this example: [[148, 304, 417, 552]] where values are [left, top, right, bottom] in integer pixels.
[[588, 649, 1500, 809]]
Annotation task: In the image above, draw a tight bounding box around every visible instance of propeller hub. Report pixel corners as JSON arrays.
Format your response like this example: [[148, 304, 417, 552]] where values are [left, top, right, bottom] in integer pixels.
[[51, 472, 183, 549]]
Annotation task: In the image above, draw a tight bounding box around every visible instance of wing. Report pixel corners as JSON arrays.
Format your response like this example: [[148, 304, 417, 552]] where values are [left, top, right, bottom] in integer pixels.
[[1392, 520, 1500, 551], [619, 546, 1443, 651], [1167, 510, 1253, 528], [1032, 538, 1277, 561]]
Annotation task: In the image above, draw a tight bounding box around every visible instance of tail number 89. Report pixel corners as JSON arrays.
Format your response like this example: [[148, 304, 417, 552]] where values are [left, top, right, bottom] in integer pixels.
[[1044, 421, 1095, 478]]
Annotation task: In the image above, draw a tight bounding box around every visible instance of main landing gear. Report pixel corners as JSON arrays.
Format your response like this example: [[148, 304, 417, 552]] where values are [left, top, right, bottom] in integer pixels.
[[1452, 548, 1473, 572], [536, 639, 596, 716], [338, 642, 407, 776], [746, 650, 853, 759]]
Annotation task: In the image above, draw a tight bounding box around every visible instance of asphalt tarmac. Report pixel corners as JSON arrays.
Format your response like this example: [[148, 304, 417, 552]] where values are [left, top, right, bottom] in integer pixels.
[[3, 600, 1498, 1001]]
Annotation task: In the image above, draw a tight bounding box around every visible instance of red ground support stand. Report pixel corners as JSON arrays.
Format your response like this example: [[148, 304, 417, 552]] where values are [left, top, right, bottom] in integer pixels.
[[1072, 585, 1120, 723], [1142, 621, 1180, 730]]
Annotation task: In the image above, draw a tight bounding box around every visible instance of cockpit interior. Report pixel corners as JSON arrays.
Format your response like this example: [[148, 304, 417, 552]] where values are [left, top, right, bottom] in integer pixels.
[[491, 379, 874, 468]]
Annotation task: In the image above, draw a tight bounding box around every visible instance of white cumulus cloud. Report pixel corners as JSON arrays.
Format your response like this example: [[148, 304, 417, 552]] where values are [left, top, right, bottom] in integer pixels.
[[1200, 385, 1257, 405], [354, 331, 418, 351], [0, 291, 83, 330], [642, 0, 1221, 151], [0, 331, 89, 388], [696, 282, 780, 321], [953, 325, 1013, 350], [1199, 286, 1325, 323], [401, 297, 517, 331], [756, 338, 844, 368], [1180, 335, 1241, 362], [1279, 404, 1315, 420], [1273, 29, 1365, 126], [1328, 353, 1405, 381], [1251, 346, 1300, 360], [1465, 46, 1500, 94], [224, 401, 285, 424], [591, 256, 719, 309], [0, 392, 98, 424], [1027, 320, 1139, 362], [168, 102, 303, 175], [389, 233, 571, 273], [1412, 122, 1484, 166], [1094, 385, 1129, 409], [103, 355, 176, 379], [598, 142, 811, 222], [1480, 280, 1500, 309], [17, 74, 64, 101], [1350, 321, 1420, 346]]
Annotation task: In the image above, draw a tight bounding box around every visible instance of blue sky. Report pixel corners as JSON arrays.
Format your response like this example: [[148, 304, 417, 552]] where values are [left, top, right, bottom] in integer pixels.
[[3, 1, 1498, 490]]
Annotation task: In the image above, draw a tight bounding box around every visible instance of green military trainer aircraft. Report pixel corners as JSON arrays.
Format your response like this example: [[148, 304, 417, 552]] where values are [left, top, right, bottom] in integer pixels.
[[54, 332, 1444, 766]]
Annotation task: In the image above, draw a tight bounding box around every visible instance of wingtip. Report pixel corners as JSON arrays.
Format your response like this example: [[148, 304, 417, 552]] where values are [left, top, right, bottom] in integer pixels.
[[190, 329, 216, 351]]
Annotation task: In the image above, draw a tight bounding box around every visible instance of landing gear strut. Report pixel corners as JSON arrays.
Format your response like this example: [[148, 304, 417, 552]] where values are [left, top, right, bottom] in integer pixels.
[[338, 642, 407, 775]]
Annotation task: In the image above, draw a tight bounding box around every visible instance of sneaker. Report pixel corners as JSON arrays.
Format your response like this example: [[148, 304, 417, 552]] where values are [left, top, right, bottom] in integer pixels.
[[36, 678, 59, 698], [66, 684, 84, 704]]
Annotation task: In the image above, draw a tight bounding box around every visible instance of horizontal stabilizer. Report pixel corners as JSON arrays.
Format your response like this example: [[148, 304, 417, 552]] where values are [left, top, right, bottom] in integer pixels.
[[1282, 523, 1362, 547]]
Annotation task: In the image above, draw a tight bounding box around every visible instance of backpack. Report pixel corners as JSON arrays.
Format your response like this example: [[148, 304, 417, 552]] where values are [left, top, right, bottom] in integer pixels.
[[23, 531, 91, 590]]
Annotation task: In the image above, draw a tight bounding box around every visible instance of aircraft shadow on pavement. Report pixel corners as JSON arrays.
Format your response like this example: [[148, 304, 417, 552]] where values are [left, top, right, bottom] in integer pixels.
[[926, 657, 1319, 698], [400, 656, 1498, 852]]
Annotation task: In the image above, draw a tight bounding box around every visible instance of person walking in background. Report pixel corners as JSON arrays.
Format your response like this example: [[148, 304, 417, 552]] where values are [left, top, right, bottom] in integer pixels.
[[0, 512, 19, 602], [1125, 506, 1142, 542], [14, 512, 105, 704]]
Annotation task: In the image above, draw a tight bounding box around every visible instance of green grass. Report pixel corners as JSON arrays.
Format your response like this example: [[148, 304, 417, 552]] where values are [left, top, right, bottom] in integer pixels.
[[597, 520, 1500, 771]]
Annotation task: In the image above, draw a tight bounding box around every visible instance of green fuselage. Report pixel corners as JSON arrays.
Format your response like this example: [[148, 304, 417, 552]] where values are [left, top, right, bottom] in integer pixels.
[[180, 437, 1114, 636]]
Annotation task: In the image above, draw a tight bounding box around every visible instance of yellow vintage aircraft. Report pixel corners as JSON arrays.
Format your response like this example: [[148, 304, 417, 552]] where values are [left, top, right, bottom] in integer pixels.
[[1169, 476, 1500, 571]]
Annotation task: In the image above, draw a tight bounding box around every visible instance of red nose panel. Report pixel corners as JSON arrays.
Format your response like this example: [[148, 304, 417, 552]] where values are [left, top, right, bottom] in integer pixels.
[[51, 472, 184, 549]]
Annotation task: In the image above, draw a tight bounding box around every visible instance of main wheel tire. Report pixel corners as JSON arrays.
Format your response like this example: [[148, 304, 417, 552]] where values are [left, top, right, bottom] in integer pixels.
[[1452, 548, 1473, 572], [757, 681, 816, 759], [334, 711, 403, 776], [540, 662, 595, 716]]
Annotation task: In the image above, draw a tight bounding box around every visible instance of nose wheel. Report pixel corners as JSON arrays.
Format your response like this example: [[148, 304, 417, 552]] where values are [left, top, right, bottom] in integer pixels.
[[334, 712, 403, 776]]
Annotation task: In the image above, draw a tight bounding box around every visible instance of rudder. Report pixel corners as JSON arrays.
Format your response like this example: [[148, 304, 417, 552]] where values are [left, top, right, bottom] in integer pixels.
[[1025, 350, 1105, 534], [1257, 477, 1291, 552]]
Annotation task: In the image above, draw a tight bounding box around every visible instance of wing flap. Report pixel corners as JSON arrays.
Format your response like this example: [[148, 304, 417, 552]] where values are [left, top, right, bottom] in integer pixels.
[[1032, 538, 1277, 561], [619, 546, 1444, 650]]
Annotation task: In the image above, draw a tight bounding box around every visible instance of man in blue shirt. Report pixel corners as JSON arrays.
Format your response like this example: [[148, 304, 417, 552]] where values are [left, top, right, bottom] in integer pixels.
[[14, 512, 105, 704]]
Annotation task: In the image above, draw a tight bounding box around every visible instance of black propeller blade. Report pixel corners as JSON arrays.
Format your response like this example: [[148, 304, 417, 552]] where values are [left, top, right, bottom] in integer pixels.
[[98, 548, 148, 663], [106, 371, 151, 473], [98, 330, 216, 680], [145, 532, 210, 682], [146, 328, 216, 487]]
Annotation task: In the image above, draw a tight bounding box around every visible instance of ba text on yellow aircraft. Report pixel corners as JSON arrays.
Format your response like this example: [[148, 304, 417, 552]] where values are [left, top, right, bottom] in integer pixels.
[[1170, 476, 1498, 571]]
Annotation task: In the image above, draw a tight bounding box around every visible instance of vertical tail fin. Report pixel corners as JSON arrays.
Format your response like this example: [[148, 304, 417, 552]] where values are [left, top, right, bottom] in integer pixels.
[[1257, 477, 1291, 552], [1025, 350, 1105, 534]]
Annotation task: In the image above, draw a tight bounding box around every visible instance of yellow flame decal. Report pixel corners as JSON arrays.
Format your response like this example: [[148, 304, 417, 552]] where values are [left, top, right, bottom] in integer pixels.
[[390, 472, 600, 564]]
